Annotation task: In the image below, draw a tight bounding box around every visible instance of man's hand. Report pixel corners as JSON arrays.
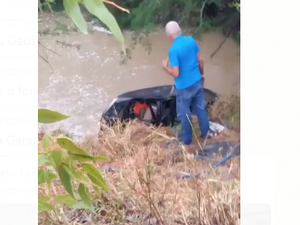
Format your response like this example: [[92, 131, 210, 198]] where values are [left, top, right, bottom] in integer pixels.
[[162, 57, 179, 77], [162, 57, 169, 69]]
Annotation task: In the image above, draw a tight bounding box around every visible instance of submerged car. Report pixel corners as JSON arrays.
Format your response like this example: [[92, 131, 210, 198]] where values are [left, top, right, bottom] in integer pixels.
[[100, 85, 218, 128]]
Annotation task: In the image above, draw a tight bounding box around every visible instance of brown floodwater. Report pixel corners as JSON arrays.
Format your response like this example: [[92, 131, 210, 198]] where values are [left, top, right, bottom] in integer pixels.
[[38, 13, 240, 140]]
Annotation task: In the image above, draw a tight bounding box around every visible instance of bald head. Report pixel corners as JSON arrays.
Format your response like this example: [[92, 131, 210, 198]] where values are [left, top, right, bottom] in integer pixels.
[[165, 21, 181, 39]]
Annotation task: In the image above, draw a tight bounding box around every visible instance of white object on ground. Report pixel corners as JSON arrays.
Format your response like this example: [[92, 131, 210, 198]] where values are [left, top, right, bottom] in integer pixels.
[[92, 26, 112, 35], [209, 121, 226, 134]]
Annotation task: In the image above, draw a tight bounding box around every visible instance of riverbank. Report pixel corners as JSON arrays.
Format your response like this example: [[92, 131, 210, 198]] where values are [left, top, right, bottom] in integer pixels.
[[39, 125, 240, 225], [38, 97, 240, 225]]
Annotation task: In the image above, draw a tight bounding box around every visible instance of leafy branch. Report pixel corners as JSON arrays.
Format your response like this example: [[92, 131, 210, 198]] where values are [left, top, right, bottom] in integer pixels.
[[38, 109, 110, 216]]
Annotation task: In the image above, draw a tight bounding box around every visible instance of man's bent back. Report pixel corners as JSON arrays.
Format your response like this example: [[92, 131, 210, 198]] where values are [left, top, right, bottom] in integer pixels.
[[168, 35, 202, 90]]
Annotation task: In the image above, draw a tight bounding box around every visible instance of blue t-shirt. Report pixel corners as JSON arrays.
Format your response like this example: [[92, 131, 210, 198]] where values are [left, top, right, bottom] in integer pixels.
[[168, 35, 202, 90]]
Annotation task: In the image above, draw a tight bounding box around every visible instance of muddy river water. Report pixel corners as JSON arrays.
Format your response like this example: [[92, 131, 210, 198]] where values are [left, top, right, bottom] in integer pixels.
[[38, 13, 240, 140]]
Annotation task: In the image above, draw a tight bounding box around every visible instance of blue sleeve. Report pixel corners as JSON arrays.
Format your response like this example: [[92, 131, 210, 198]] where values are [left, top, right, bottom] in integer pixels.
[[168, 48, 179, 67]]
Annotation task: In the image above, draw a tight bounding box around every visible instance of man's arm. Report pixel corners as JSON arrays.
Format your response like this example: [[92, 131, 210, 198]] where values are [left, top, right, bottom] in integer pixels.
[[193, 39, 204, 75], [197, 53, 204, 75], [163, 49, 179, 77]]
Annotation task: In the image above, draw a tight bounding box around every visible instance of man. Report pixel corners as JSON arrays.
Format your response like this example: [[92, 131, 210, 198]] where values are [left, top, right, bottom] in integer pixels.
[[162, 21, 210, 145]]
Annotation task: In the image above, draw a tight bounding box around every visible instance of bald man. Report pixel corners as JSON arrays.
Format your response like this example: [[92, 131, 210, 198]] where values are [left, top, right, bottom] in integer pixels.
[[162, 21, 211, 145]]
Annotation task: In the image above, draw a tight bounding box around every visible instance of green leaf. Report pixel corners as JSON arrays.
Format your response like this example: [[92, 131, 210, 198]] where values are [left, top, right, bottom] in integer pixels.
[[83, 0, 126, 53], [55, 194, 77, 206], [46, 165, 56, 173], [49, 151, 63, 167], [69, 164, 89, 182], [63, 0, 88, 34], [38, 170, 57, 185], [38, 199, 55, 211], [93, 185, 101, 198], [87, 173, 109, 192], [69, 153, 109, 162], [78, 183, 92, 208], [39, 196, 51, 202], [60, 164, 86, 190], [38, 153, 48, 167], [42, 134, 50, 150], [38, 109, 69, 124], [82, 164, 107, 187], [56, 137, 91, 156], [72, 201, 90, 210], [57, 166, 74, 198], [92, 156, 109, 161]]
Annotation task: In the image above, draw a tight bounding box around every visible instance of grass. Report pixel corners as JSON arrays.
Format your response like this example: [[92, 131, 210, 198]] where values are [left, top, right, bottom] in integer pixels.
[[38, 96, 240, 225]]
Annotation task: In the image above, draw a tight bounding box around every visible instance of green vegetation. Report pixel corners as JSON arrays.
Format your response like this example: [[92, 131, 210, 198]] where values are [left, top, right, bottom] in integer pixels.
[[39, 0, 240, 48], [38, 109, 109, 215]]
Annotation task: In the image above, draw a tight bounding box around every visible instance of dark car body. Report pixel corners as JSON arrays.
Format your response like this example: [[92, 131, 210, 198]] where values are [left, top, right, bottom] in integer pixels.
[[100, 85, 218, 127]]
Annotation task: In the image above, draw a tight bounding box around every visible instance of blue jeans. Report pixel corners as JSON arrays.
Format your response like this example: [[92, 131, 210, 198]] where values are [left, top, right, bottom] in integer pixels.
[[176, 80, 209, 145]]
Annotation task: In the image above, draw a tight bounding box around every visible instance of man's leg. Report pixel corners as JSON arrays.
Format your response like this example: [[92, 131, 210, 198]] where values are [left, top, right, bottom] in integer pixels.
[[176, 89, 193, 145], [191, 82, 210, 137]]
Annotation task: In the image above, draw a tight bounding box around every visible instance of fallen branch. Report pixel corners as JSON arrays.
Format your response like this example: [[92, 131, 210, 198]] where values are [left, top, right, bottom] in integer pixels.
[[38, 51, 53, 72], [38, 41, 61, 56], [56, 40, 80, 50], [102, 0, 130, 14], [210, 26, 234, 58]]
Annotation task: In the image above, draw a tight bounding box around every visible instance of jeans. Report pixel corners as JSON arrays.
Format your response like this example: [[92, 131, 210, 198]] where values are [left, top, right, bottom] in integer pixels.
[[176, 80, 209, 145]]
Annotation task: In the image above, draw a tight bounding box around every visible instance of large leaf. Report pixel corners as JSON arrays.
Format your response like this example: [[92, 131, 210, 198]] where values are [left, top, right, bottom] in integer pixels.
[[82, 163, 109, 192], [78, 183, 93, 208], [93, 185, 101, 198], [38, 169, 57, 185], [63, 0, 88, 34], [38, 199, 55, 211], [69, 164, 89, 182], [55, 194, 77, 206], [69, 153, 109, 162], [38, 153, 48, 167], [83, 0, 126, 53], [49, 151, 63, 168], [60, 164, 88, 188], [56, 137, 91, 156], [39, 196, 50, 202], [42, 134, 50, 150], [38, 109, 69, 124], [87, 173, 109, 192], [57, 166, 74, 198], [72, 201, 90, 210]]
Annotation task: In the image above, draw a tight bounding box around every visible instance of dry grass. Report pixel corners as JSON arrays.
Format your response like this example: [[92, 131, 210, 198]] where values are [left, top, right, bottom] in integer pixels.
[[39, 118, 240, 225], [209, 95, 240, 132]]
